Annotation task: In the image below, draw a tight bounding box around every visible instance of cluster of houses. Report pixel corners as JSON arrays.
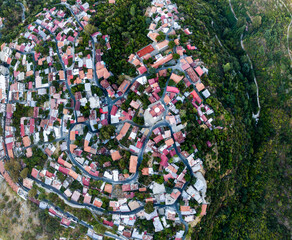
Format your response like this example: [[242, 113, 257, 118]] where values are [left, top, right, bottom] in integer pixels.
[[0, 0, 222, 238]]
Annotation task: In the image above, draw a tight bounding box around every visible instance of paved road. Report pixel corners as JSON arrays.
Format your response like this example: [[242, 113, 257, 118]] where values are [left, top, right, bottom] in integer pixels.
[[0, 3, 207, 239], [17, 2, 25, 22]]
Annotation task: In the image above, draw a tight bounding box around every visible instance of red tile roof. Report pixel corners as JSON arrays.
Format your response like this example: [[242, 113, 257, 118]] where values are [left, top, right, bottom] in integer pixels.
[[137, 45, 154, 57]]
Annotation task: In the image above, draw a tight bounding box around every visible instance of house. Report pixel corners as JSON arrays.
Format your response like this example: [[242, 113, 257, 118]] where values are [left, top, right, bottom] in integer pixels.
[[103, 220, 114, 227], [104, 184, 112, 194], [165, 138, 174, 147], [93, 198, 103, 207], [116, 122, 130, 140], [31, 168, 39, 178], [202, 89, 210, 98], [61, 218, 71, 228], [170, 73, 184, 83], [111, 150, 122, 161], [166, 86, 179, 94], [71, 191, 81, 202], [138, 65, 147, 75], [128, 200, 140, 210], [190, 90, 202, 104], [186, 67, 199, 83], [184, 28, 192, 35], [23, 136, 31, 147], [129, 155, 138, 173], [137, 45, 155, 58], [153, 217, 163, 232], [118, 80, 131, 94], [156, 40, 169, 51], [201, 204, 207, 216], [195, 82, 205, 92], [23, 178, 34, 189], [64, 189, 72, 198], [151, 54, 173, 68], [195, 66, 204, 77]]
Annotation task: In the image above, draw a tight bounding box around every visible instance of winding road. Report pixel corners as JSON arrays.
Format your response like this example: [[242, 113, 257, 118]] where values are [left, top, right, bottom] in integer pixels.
[[0, 2, 208, 238], [228, 0, 261, 122]]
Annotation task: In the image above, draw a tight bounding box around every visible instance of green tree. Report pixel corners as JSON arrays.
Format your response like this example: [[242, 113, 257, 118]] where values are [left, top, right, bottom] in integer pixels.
[[20, 168, 29, 179], [223, 63, 231, 72], [168, 41, 175, 48], [100, 125, 116, 140], [173, 53, 180, 60], [93, 223, 106, 234], [4, 159, 21, 182], [130, 5, 136, 17], [144, 201, 154, 214], [252, 16, 262, 30], [84, 24, 97, 36], [28, 188, 37, 198]]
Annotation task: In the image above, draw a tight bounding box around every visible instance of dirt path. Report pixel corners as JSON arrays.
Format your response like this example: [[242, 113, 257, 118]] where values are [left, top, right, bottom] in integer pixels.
[[228, 0, 261, 122], [229, 0, 238, 21]]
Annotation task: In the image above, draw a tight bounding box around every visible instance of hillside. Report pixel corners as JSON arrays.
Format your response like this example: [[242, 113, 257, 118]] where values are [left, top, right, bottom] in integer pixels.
[[0, 0, 290, 239], [170, 0, 291, 239]]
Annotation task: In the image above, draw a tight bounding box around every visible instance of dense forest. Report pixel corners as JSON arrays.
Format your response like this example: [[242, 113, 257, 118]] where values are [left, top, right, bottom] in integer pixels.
[[0, 0, 290, 239], [169, 0, 291, 239]]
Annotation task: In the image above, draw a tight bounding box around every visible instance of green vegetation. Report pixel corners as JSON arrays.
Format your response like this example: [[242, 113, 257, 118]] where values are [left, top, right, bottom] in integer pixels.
[[4, 159, 21, 182], [90, 0, 151, 76], [171, 0, 291, 239], [99, 124, 116, 140], [144, 201, 154, 214]]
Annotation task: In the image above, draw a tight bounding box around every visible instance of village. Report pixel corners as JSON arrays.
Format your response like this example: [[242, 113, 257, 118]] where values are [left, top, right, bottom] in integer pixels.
[[0, 0, 224, 239]]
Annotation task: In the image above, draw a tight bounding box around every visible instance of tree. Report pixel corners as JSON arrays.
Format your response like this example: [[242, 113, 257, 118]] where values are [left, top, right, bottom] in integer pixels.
[[223, 63, 231, 72], [93, 223, 106, 234], [144, 201, 154, 214], [130, 5, 136, 17], [84, 23, 97, 36], [173, 53, 180, 60], [168, 41, 175, 48], [252, 16, 262, 30], [20, 168, 29, 179], [100, 125, 116, 140], [28, 188, 37, 198], [4, 159, 21, 182]]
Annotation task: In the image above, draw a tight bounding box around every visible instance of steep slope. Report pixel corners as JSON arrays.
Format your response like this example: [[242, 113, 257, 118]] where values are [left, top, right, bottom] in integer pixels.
[[170, 0, 291, 239]]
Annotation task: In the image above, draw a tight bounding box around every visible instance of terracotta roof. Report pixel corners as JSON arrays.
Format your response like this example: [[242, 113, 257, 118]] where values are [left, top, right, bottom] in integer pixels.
[[129, 155, 138, 173], [104, 184, 112, 194], [195, 82, 205, 92], [111, 151, 122, 161], [117, 122, 131, 140], [70, 131, 75, 141], [0, 161, 19, 193], [23, 136, 31, 147], [164, 95, 171, 105], [31, 168, 39, 178], [118, 80, 131, 94], [69, 170, 78, 179], [201, 204, 207, 216], [156, 40, 169, 50], [137, 45, 155, 57], [170, 73, 184, 83], [165, 138, 174, 147], [180, 206, 190, 212], [93, 198, 102, 207], [186, 67, 199, 83], [148, 32, 160, 42], [195, 66, 204, 76], [152, 54, 173, 68]]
